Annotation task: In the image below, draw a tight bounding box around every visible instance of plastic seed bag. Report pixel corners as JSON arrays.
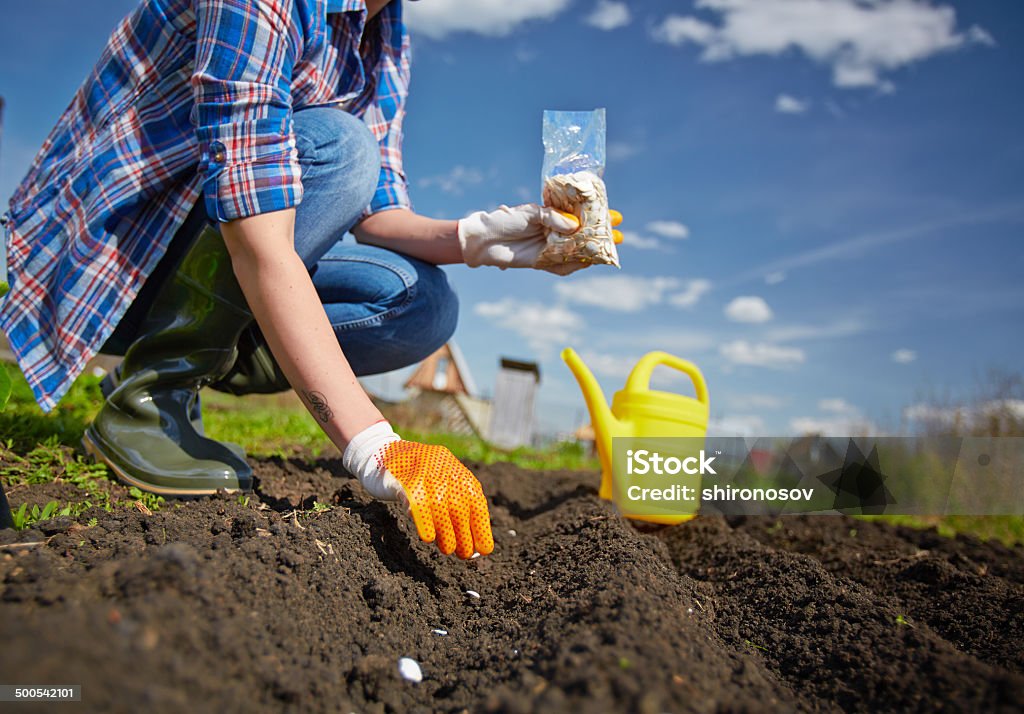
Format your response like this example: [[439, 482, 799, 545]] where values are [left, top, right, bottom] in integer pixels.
[[536, 109, 620, 270]]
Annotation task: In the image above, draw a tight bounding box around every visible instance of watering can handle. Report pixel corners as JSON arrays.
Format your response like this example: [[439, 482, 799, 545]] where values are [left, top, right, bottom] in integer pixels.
[[625, 352, 709, 405]]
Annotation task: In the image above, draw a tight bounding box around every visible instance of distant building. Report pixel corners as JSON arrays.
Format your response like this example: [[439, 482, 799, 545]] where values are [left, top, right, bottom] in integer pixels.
[[385, 348, 542, 448], [404, 342, 476, 396], [397, 343, 490, 437], [487, 358, 540, 449]]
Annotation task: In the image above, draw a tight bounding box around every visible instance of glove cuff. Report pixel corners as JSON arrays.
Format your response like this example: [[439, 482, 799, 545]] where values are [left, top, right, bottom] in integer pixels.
[[457, 211, 491, 268], [342, 420, 403, 500]]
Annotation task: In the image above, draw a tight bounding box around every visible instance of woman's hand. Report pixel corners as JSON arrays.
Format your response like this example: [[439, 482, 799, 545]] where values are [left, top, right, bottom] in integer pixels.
[[457, 204, 578, 272], [342, 421, 494, 559], [458, 204, 624, 274]]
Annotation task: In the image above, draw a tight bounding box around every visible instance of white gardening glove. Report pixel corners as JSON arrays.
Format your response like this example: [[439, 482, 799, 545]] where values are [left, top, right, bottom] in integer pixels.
[[342, 420, 403, 500], [457, 204, 585, 275]]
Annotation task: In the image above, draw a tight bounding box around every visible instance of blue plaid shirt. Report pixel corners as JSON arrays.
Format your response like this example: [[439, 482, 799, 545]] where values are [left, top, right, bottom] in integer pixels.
[[1, 0, 411, 411]]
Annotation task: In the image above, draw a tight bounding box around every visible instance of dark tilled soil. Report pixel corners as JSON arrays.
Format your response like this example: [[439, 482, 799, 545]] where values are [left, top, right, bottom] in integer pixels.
[[1, 458, 1022, 713]]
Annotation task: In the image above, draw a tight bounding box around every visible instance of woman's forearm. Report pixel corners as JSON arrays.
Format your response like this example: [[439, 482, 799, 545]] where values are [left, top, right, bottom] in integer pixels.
[[352, 208, 464, 264], [221, 209, 384, 449]]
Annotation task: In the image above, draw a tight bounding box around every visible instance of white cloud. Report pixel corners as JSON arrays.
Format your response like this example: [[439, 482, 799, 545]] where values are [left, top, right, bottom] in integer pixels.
[[765, 271, 786, 285], [669, 279, 713, 309], [892, 348, 917, 364], [788, 415, 876, 436], [765, 318, 864, 342], [585, 1, 631, 31], [514, 46, 538, 63], [903, 403, 952, 424], [724, 296, 774, 323], [598, 330, 716, 355], [608, 141, 641, 161], [577, 351, 638, 379], [474, 299, 583, 352], [818, 397, 858, 415], [967, 25, 996, 46], [720, 340, 805, 368], [726, 393, 786, 410], [555, 275, 681, 313], [417, 165, 484, 195], [576, 350, 698, 390], [775, 94, 810, 114], [904, 399, 1024, 426], [709, 414, 766, 437], [646, 220, 690, 239], [650, 0, 993, 91], [653, 15, 718, 46], [405, 0, 572, 39], [790, 396, 875, 435], [619, 230, 663, 251]]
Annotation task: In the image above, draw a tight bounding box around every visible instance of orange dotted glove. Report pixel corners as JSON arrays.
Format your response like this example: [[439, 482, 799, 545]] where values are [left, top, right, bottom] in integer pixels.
[[342, 421, 494, 559]]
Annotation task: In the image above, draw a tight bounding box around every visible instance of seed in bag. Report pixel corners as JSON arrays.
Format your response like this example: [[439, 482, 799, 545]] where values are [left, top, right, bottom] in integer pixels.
[[537, 170, 619, 269], [535, 109, 620, 270]]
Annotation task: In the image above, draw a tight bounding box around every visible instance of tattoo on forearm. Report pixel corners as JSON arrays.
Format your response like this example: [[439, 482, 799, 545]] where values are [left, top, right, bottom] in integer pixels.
[[302, 390, 334, 423]]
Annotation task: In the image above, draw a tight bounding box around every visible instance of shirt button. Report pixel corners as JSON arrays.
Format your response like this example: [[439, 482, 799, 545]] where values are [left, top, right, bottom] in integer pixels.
[[210, 141, 226, 164]]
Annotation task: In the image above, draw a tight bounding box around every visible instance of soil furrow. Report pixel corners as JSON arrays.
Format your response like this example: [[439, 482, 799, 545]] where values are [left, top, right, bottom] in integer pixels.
[[657, 517, 1024, 713], [2, 459, 1023, 713], [733, 515, 1024, 673]]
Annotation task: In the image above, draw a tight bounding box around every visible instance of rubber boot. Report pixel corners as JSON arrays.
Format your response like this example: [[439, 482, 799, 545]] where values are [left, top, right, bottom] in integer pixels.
[[208, 323, 291, 396], [0, 480, 13, 529], [83, 225, 255, 496], [99, 367, 247, 459]]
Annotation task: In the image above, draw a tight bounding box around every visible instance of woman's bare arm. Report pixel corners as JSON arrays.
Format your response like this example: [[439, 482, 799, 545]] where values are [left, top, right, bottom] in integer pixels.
[[220, 208, 384, 449], [352, 208, 464, 264]]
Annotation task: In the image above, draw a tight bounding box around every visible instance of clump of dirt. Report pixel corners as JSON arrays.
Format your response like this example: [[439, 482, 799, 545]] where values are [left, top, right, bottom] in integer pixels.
[[1, 457, 1022, 713]]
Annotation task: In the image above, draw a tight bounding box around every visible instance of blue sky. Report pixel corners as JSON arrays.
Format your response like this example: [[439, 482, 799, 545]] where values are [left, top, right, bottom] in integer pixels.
[[1, 0, 1022, 436]]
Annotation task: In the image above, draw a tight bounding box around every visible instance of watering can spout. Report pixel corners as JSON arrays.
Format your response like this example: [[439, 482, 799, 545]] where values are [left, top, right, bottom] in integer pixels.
[[561, 347, 621, 451]]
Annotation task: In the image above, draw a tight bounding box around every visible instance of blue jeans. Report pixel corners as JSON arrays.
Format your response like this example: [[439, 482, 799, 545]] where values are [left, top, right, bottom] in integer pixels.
[[106, 107, 458, 376]]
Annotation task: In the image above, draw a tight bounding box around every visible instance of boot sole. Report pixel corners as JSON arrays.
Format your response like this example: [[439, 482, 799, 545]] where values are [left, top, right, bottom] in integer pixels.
[[82, 429, 248, 498]]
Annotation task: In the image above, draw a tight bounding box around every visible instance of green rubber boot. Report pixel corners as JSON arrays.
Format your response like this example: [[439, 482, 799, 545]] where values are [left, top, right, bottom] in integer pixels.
[[99, 365, 247, 459], [83, 225, 255, 496], [208, 323, 290, 396]]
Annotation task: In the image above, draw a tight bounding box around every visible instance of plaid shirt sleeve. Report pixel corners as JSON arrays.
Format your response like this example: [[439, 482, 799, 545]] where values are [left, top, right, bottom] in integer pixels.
[[192, 0, 303, 222], [365, 4, 411, 216], [370, 102, 410, 215]]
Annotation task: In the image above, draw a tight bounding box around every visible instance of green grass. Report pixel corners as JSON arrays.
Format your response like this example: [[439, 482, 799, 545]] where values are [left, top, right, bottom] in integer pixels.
[[1, 363, 164, 528], [859, 514, 1024, 548], [0, 363, 104, 453], [1, 361, 1022, 543], [202, 389, 332, 458], [397, 429, 598, 471], [201, 387, 599, 470], [10, 501, 67, 529]]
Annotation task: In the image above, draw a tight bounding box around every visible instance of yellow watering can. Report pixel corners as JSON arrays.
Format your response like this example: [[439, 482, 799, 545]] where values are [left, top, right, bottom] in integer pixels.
[[562, 348, 710, 525]]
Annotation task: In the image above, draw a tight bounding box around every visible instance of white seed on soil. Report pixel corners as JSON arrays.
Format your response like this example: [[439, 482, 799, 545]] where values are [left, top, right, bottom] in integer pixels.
[[471, 552, 481, 559], [507, 529, 517, 537], [398, 657, 423, 683], [466, 590, 480, 599], [432, 629, 448, 636]]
